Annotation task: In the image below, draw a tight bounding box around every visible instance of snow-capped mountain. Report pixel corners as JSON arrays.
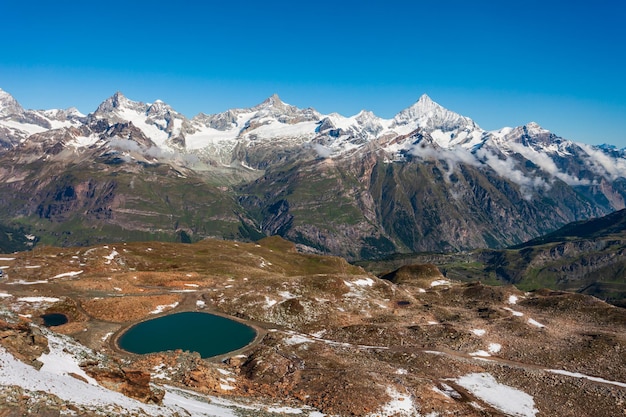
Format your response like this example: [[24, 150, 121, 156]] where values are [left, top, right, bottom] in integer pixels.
[[0, 88, 85, 149], [1, 87, 626, 259], [3, 86, 624, 181]]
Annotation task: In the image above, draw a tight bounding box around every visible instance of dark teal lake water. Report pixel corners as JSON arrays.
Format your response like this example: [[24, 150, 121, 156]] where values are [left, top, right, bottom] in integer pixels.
[[118, 312, 256, 358], [41, 313, 68, 327]]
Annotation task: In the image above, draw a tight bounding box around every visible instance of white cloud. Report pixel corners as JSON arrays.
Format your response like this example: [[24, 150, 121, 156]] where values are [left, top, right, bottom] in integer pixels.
[[507, 142, 590, 186], [312, 143, 332, 158], [578, 143, 626, 180]]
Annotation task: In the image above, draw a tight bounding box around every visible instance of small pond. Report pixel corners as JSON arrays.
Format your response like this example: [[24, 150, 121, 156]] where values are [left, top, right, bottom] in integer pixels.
[[41, 313, 68, 327], [118, 312, 256, 358]]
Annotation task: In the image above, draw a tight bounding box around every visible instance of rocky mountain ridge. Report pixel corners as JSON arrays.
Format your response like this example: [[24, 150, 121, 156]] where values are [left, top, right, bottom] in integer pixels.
[[1, 87, 626, 259]]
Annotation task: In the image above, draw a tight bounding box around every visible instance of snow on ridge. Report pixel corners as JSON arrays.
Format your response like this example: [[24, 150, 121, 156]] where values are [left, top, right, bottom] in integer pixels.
[[547, 369, 626, 388]]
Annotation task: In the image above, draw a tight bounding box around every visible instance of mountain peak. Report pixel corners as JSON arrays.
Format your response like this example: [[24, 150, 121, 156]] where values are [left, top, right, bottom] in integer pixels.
[[95, 91, 142, 114], [0, 88, 24, 117], [417, 93, 435, 105], [147, 99, 174, 116], [524, 121, 548, 133], [393, 94, 478, 133], [258, 93, 286, 108]]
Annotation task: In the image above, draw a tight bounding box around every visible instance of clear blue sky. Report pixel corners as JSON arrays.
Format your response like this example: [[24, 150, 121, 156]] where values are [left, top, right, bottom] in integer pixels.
[[1, 0, 625, 147]]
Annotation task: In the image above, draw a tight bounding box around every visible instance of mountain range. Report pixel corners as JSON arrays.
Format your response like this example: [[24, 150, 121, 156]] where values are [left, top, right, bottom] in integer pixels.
[[1, 87, 625, 259]]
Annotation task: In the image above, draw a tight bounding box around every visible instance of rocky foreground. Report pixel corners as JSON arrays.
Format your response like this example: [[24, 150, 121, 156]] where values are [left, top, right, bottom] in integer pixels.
[[0, 237, 625, 416]]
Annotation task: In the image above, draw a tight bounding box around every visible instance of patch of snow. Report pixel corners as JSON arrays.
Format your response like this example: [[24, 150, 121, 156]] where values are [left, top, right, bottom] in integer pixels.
[[344, 277, 375, 287], [184, 283, 199, 287], [0, 257, 15, 261], [219, 383, 236, 391], [396, 368, 408, 375], [51, 270, 83, 279], [527, 318, 545, 328], [266, 405, 306, 414], [0, 293, 12, 298], [488, 343, 502, 354], [17, 297, 60, 303], [150, 302, 179, 314], [196, 300, 206, 308], [101, 332, 113, 342], [69, 135, 100, 148], [24, 265, 42, 269], [504, 307, 524, 316], [455, 373, 537, 417], [103, 250, 119, 264], [472, 329, 486, 336], [217, 368, 232, 376], [508, 295, 519, 304], [8, 279, 49, 285], [430, 279, 451, 287], [278, 290, 297, 299], [369, 386, 416, 416], [469, 350, 491, 357], [284, 335, 312, 346], [265, 296, 278, 308], [161, 385, 240, 416]]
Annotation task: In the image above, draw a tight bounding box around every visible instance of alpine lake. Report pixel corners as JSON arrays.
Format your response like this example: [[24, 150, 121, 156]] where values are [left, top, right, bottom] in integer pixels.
[[118, 312, 257, 358]]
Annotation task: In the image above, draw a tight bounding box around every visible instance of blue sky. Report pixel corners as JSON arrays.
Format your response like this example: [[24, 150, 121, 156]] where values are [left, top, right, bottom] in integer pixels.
[[1, 0, 625, 146]]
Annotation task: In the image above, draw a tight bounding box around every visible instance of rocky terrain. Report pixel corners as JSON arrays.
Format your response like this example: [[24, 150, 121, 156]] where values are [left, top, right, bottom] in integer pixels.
[[1, 88, 626, 259], [1, 237, 625, 416]]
